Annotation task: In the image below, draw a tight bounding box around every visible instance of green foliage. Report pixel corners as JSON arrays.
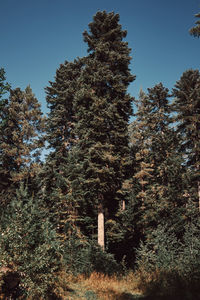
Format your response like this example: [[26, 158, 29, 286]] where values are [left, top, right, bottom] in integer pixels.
[[190, 12, 200, 38], [180, 218, 200, 281], [43, 59, 84, 237], [45, 59, 83, 153], [69, 10, 135, 244], [0, 10, 199, 297], [0, 84, 45, 207], [136, 224, 179, 272], [63, 230, 120, 276], [173, 69, 200, 207], [0, 68, 10, 101], [136, 214, 200, 299], [88, 242, 120, 276], [0, 184, 63, 299], [0, 68, 10, 204], [127, 84, 186, 247]]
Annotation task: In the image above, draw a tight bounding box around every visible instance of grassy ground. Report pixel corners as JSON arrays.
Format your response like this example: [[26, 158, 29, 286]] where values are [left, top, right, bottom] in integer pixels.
[[56, 269, 200, 300], [63, 272, 145, 300]]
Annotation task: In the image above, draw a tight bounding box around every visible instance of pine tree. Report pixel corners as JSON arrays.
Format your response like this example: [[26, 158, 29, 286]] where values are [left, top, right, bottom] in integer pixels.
[[130, 90, 154, 208], [190, 12, 200, 38], [0, 68, 10, 105], [0, 68, 10, 200], [43, 59, 83, 236], [128, 84, 186, 240], [173, 69, 200, 209], [45, 59, 83, 154], [146, 84, 186, 229], [69, 11, 135, 249], [0, 86, 45, 205]]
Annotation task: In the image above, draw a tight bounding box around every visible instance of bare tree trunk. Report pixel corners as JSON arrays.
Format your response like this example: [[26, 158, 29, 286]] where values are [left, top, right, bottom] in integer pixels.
[[122, 200, 126, 211], [98, 202, 105, 250], [198, 181, 200, 212]]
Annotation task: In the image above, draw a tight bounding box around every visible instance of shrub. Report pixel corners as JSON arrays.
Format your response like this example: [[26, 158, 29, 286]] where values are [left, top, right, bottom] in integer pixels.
[[0, 184, 64, 299], [136, 217, 200, 299], [63, 230, 120, 276]]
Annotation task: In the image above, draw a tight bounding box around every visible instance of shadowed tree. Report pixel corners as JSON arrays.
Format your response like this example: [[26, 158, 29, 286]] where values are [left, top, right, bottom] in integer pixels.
[[126, 84, 186, 243], [0, 68, 10, 198], [173, 69, 200, 210], [42, 59, 83, 237]]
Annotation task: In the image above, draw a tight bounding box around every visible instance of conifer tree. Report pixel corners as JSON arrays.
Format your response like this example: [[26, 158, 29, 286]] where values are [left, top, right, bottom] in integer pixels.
[[0, 86, 45, 204], [173, 69, 200, 209], [0, 68, 10, 105], [45, 59, 83, 154], [43, 59, 83, 235], [0, 68, 10, 200], [107, 90, 153, 263], [69, 11, 135, 249], [128, 84, 185, 240], [146, 84, 185, 228], [190, 12, 200, 38], [130, 90, 154, 208]]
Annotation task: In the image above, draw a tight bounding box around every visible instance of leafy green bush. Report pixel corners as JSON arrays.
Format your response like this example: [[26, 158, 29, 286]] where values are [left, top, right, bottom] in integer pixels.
[[136, 224, 179, 272], [63, 229, 120, 276], [0, 184, 64, 299], [136, 216, 200, 299], [63, 230, 93, 275], [88, 241, 120, 276]]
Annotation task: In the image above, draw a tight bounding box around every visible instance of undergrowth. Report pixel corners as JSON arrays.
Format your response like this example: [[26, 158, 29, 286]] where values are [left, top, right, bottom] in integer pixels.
[[65, 271, 142, 300], [135, 217, 200, 300]]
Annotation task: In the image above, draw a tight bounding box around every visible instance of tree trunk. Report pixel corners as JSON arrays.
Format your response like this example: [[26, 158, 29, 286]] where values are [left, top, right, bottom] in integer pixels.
[[198, 181, 200, 212], [122, 200, 126, 211], [98, 202, 105, 250]]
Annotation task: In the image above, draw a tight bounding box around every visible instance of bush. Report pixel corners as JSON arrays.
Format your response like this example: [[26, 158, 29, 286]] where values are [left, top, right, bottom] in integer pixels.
[[136, 217, 200, 299], [0, 184, 64, 299], [89, 241, 120, 276], [63, 229, 120, 276]]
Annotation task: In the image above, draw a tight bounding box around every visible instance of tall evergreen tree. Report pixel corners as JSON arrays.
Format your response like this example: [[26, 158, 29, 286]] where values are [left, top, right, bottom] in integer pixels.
[[0, 86, 45, 204], [145, 83, 186, 230], [0, 68, 10, 199], [45, 59, 83, 154], [128, 84, 186, 240], [43, 59, 83, 236], [69, 11, 135, 249], [130, 90, 154, 209], [173, 69, 200, 209]]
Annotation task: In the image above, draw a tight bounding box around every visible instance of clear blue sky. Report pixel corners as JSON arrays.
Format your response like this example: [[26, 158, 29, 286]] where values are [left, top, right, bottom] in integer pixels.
[[1, 0, 199, 114]]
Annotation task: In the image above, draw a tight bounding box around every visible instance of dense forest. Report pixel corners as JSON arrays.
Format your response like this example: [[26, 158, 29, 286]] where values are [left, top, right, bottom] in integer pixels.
[[0, 10, 199, 300]]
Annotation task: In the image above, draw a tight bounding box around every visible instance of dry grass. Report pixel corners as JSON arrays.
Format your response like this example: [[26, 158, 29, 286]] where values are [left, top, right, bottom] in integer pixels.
[[67, 271, 142, 300]]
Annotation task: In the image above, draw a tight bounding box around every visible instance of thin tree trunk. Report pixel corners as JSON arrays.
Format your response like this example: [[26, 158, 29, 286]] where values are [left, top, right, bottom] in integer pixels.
[[122, 200, 126, 211], [198, 181, 200, 212], [98, 202, 105, 250]]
